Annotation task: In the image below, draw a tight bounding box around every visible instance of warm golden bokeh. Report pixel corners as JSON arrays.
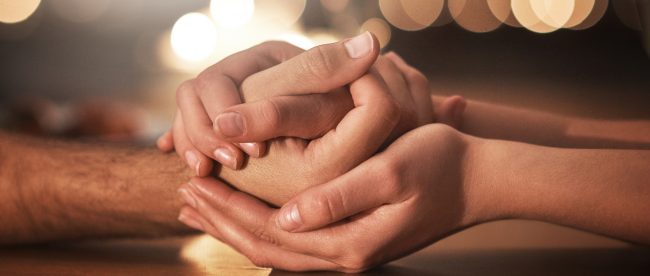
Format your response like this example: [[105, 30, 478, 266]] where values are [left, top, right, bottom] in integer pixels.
[[0, 0, 40, 24], [570, 0, 608, 30], [361, 17, 392, 48], [379, 0, 429, 31], [563, 0, 595, 28], [449, 0, 502, 33]]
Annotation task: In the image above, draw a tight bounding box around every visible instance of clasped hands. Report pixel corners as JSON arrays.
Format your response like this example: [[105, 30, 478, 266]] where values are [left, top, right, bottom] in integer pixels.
[[158, 32, 480, 272]]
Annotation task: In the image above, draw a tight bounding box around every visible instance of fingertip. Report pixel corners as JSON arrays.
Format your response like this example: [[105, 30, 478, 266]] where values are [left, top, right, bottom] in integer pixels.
[[276, 203, 302, 232], [156, 131, 174, 152]]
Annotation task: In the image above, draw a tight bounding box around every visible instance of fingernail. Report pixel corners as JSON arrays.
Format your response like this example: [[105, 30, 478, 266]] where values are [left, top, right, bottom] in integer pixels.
[[277, 204, 302, 232], [185, 151, 201, 175], [189, 181, 213, 198], [214, 147, 237, 169], [178, 213, 203, 231], [178, 187, 197, 208], [216, 112, 245, 138], [239, 142, 260, 157], [344, 31, 373, 59]]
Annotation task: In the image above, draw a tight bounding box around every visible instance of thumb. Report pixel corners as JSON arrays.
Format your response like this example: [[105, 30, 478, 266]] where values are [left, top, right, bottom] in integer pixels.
[[241, 31, 380, 102], [274, 158, 390, 232]]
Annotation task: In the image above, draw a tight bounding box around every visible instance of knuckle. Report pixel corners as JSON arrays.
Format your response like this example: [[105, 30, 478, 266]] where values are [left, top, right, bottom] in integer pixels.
[[247, 252, 272, 268], [339, 251, 376, 272], [258, 99, 283, 131], [175, 80, 196, 104], [379, 97, 401, 127], [375, 157, 405, 197], [407, 68, 429, 86], [301, 46, 335, 82]]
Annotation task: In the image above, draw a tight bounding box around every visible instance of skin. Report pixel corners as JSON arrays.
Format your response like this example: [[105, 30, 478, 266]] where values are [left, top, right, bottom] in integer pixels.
[[173, 51, 650, 271], [0, 132, 193, 244], [0, 36, 462, 245], [161, 34, 465, 205]]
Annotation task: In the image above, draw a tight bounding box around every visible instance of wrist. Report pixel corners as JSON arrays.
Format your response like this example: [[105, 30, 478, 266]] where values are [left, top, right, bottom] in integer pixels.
[[460, 134, 524, 226]]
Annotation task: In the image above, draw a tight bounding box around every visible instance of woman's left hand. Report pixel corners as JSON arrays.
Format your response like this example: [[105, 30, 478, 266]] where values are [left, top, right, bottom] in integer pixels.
[[177, 124, 497, 272]]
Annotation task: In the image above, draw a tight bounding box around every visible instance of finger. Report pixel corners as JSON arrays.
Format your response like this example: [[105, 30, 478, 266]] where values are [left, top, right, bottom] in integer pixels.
[[311, 69, 400, 177], [185, 173, 385, 270], [385, 52, 435, 125], [275, 155, 394, 232], [172, 110, 213, 176], [431, 95, 466, 129], [179, 182, 340, 271], [176, 81, 244, 170], [212, 89, 353, 141], [178, 206, 212, 234], [373, 55, 419, 139], [240, 32, 380, 102], [156, 129, 174, 152]]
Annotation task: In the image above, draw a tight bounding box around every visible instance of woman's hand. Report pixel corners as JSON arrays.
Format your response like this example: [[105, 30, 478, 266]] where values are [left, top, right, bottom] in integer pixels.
[[157, 33, 381, 174], [176, 124, 494, 272], [160, 34, 466, 205]]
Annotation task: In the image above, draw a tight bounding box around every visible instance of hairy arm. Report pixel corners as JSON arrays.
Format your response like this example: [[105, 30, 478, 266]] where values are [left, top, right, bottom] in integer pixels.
[[0, 131, 194, 245], [436, 96, 650, 149]]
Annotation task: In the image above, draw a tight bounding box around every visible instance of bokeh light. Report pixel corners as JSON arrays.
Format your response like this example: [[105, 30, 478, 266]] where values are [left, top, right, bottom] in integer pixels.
[[449, 0, 502, 33], [487, 0, 522, 27], [0, 0, 40, 24], [379, 0, 428, 31], [360, 17, 391, 48], [210, 0, 254, 29], [511, 0, 558, 33], [276, 32, 315, 50], [320, 0, 349, 13], [401, 0, 444, 28], [563, 0, 595, 28], [254, 0, 306, 28], [51, 0, 111, 23], [530, 0, 575, 28], [570, 0, 608, 30], [170, 13, 217, 62]]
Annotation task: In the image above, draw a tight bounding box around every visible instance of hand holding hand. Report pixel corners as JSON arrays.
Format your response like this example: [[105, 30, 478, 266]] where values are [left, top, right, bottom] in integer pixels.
[[177, 124, 493, 272]]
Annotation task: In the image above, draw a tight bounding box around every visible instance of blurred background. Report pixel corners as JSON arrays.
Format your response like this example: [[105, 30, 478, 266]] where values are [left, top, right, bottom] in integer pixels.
[[1, 0, 649, 143], [1, 0, 649, 252]]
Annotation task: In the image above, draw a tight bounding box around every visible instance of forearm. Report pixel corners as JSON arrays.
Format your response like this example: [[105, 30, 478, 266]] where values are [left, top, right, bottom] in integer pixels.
[[451, 97, 650, 149], [0, 132, 193, 245], [470, 137, 650, 244]]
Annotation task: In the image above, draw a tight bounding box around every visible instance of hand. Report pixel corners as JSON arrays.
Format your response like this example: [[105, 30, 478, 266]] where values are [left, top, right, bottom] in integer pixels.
[[160, 34, 466, 205], [157, 32, 381, 174], [176, 124, 492, 272]]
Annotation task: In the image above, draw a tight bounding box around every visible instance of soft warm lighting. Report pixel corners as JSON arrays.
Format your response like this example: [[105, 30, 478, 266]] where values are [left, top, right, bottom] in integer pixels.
[[210, 0, 254, 29], [308, 30, 342, 45], [51, 0, 110, 23], [449, 0, 502, 33], [320, 0, 349, 13], [563, 0, 595, 28], [401, 0, 444, 27], [487, 0, 522, 27], [0, 0, 40, 24], [530, 0, 575, 28], [571, 0, 608, 30], [254, 0, 306, 27], [360, 18, 391, 48], [379, 0, 427, 31], [171, 13, 218, 62], [511, 0, 558, 33], [276, 32, 315, 50]]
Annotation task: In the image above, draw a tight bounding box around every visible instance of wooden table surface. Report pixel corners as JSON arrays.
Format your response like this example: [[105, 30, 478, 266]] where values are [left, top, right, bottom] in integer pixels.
[[1, 220, 648, 275]]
